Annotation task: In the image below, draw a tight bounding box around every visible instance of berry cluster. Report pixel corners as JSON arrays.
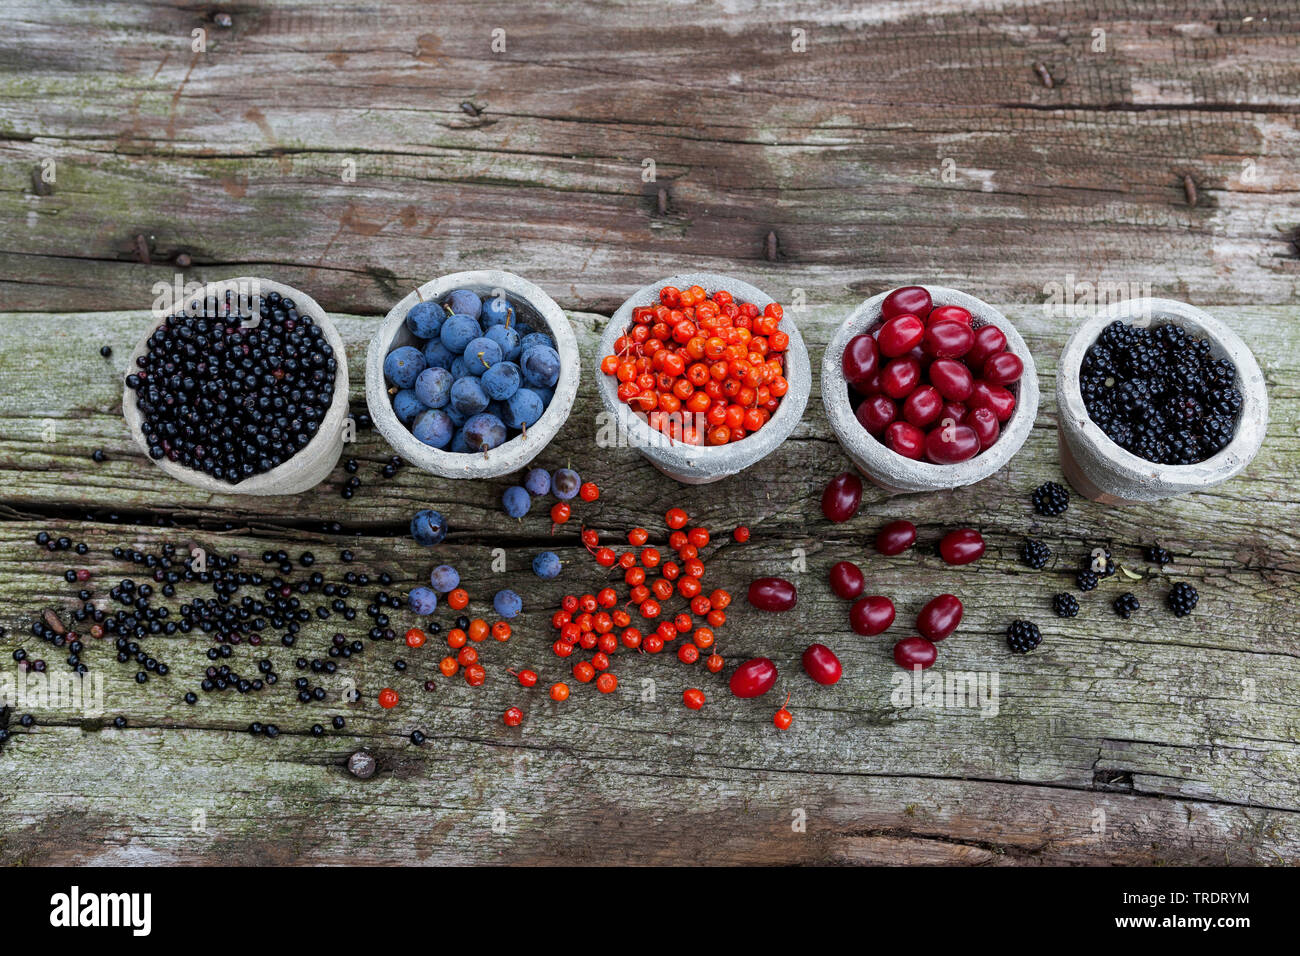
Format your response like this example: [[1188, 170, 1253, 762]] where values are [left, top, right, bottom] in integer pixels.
[[844, 286, 1023, 464], [601, 285, 791, 446], [1081, 320, 1240, 465], [384, 287, 562, 453], [126, 291, 338, 484]]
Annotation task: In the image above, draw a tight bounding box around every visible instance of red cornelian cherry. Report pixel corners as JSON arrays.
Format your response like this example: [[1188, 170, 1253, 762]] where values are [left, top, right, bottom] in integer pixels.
[[666, 508, 688, 529], [516, 669, 539, 687], [928, 358, 974, 401], [579, 482, 600, 502], [886, 421, 925, 460], [968, 407, 1000, 449], [747, 577, 797, 612], [821, 471, 862, 523], [850, 595, 896, 635], [828, 560, 865, 600], [939, 528, 985, 565], [924, 422, 979, 464], [801, 643, 842, 685], [875, 520, 917, 555], [880, 356, 921, 399], [923, 319, 974, 359], [841, 334, 880, 388], [917, 594, 963, 641], [927, 304, 972, 327], [705, 653, 724, 673], [549, 682, 570, 701], [683, 687, 706, 710], [677, 643, 699, 664], [855, 394, 897, 435], [503, 706, 524, 726], [968, 380, 1016, 421], [378, 688, 399, 709], [551, 501, 571, 525], [733, 526, 750, 543], [893, 636, 937, 670], [903, 385, 943, 428], [877, 314, 925, 358], [730, 657, 778, 698], [882, 286, 932, 322], [967, 325, 1007, 368], [982, 351, 1023, 385], [595, 672, 617, 693]]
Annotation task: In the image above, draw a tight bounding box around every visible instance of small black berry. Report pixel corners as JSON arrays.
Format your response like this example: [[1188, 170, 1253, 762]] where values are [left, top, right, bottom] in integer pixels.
[[1168, 582, 1199, 617], [1020, 538, 1051, 570], [1032, 482, 1069, 516], [1144, 544, 1172, 566], [1113, 592, 1140, 619], [1052, 593, 1079, 618], [1006, 620, 1042, 653]]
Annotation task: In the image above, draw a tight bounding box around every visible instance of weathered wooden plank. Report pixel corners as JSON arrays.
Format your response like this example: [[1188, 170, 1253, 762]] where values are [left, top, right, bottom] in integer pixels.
[[2, 0, 1298, 313]]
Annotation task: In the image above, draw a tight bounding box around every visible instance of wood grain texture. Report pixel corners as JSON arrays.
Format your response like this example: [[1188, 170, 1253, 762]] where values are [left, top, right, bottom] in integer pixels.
[[0, 304, 1297, 865], [2, 0, 1299, 866], [2, 0, 1299, 314]]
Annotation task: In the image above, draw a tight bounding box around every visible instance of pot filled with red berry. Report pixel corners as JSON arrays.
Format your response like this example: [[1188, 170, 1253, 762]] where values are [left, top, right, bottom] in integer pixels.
[[595, 273, 811, 484], [1057, 297, 1268, 504], [367, 270, 581, 479], [822, 284, 1040, 494], [122, 276, 351, 495]]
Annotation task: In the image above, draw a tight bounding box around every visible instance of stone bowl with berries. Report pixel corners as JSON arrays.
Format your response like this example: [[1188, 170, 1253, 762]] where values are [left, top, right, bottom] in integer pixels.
[[822, 284, 1040, 494], [1057, 298, 1268, 504], [595, 273, 811, 484], [367, 270, 580, 480], [122, 276, 351, 495]]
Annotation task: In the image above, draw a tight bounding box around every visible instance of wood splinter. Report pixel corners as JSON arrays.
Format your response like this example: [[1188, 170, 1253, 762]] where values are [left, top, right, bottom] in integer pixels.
[[1183, 174, 1198, 207]]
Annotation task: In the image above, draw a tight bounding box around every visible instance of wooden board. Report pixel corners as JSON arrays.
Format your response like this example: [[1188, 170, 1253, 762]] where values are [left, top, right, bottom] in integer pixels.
[[1, 0, 1299, 865]]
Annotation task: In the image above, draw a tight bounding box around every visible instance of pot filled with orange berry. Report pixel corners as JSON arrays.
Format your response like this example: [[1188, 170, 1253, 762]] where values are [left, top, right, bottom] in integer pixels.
[[822, 284, 1040, 494], [596, 274, 811, 484]]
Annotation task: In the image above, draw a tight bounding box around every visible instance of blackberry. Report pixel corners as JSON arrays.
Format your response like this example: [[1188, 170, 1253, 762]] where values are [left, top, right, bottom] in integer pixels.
[[1083, 546, 1116, 578], [1144, 544, 1172, 566], [1113, 592, 1140, 619], [1052, 592, 1079, 618], [1076, 568, 1099, 592], [1006, 620, 1042, 653], [1154, 323, 1189, 353], [1032, 481, 1069, 516], [1168, 582, 1199, 617], [1164, 393, 1201, 426], [1020, 538, 1052, 570]]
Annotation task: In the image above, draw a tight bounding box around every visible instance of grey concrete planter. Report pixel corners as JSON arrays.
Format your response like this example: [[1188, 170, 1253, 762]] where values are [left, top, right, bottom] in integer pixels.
[[1057, 298, 1268, 504], [822, 286, 1040, 494], [122, 277, 350, 496], [367, 270, 580, 479], [595, 273, 811, 485]]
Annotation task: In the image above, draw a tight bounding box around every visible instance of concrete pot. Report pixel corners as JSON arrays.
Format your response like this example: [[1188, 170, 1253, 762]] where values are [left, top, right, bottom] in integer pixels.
[[595, 273, 812, 485], [122, 276, 350, 496], [367, 270, 580, 479], [1057, 298, 1268, 504], [822, 285, 1040, 494]]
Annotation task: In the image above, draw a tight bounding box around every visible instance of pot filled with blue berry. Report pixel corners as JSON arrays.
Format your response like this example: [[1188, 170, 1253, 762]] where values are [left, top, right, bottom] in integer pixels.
[[367, 271, 580, 479], [122, 277, 351, 495], [1056, 298, 1268, 504]]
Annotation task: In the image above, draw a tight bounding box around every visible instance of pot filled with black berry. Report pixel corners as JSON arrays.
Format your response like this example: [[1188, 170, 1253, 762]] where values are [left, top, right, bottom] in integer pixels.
[[122, 277, 351, 495], [1057, 298, 1268, 504]]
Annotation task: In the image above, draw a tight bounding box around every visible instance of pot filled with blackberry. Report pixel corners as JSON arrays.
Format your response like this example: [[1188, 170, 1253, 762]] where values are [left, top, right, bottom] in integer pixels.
[[1057, 298, 1268, 504], [122, 277, 350, 495]]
